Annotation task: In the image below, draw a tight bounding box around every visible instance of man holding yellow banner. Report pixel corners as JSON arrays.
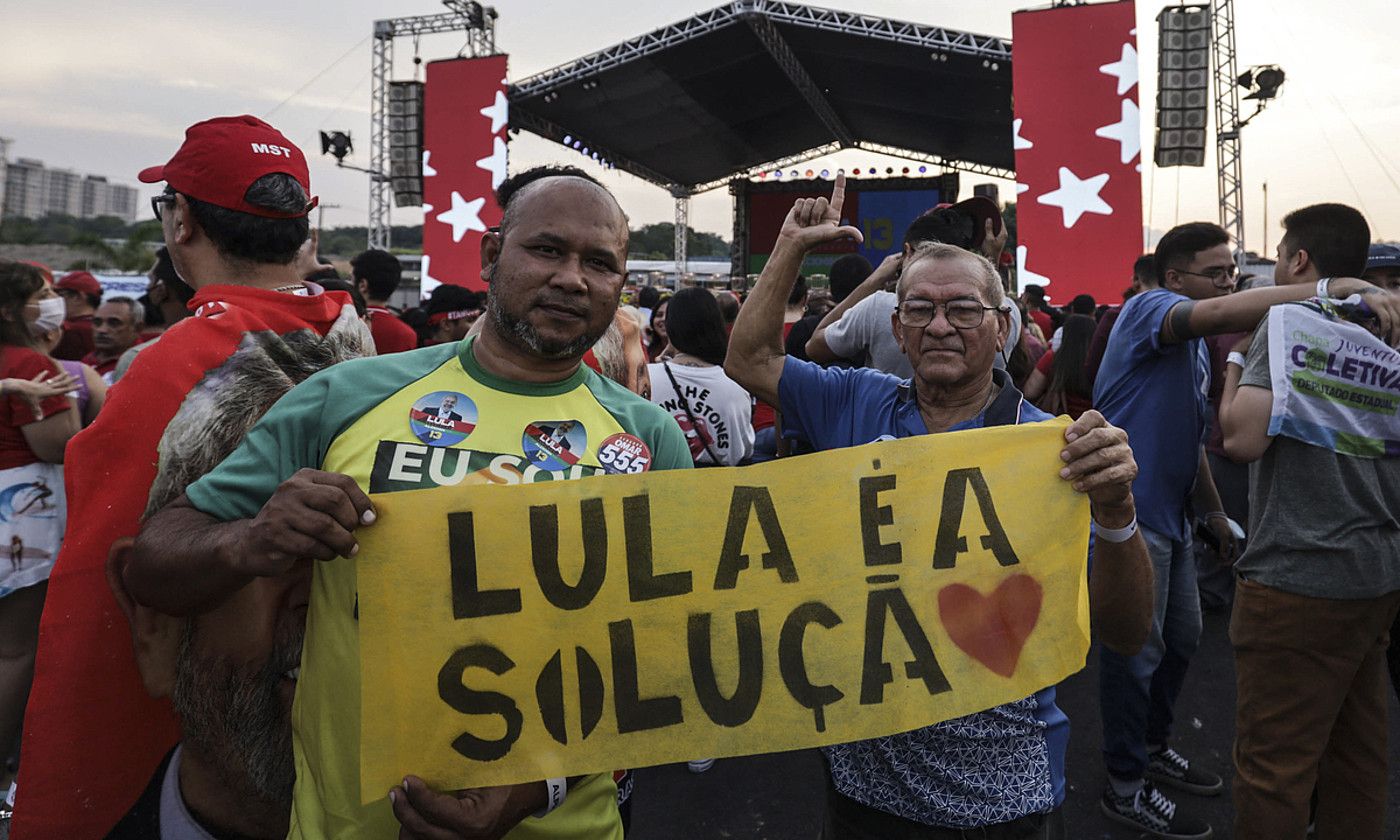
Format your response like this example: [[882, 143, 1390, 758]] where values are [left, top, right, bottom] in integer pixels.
[[130, 167, 693, 840], [725, 175, 1153, 838]]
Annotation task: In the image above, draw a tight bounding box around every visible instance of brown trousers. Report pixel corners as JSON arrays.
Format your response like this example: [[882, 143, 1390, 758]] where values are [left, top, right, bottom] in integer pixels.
[[1231, 577, 1400, 840]]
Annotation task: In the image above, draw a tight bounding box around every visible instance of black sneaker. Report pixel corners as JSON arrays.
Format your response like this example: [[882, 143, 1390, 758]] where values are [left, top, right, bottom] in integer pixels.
[[1101, 781, 1212, 840], [1146, 746, 1224, 796]]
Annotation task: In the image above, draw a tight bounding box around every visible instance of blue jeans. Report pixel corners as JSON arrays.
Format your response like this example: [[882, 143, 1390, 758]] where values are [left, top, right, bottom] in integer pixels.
[[1099, 524, 1203, 781]]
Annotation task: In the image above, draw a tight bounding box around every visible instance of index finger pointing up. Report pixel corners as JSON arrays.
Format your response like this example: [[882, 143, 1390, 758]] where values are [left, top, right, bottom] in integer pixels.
[[830, 171, 847, 218]]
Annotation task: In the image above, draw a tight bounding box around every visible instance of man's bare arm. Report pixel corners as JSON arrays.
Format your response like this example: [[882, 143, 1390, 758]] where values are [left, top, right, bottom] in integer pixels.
[[128, 469, 375, 616], [1059, 411, 1153, 655], [806, 253, 901, 364], [1160, 278, 1400, 345], [726, 175, 862, 406], [1219, 334, 1274, 463]]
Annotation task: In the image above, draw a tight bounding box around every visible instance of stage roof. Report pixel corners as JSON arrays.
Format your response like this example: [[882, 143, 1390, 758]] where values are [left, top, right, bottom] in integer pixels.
[[507, 1, 1015, 195]]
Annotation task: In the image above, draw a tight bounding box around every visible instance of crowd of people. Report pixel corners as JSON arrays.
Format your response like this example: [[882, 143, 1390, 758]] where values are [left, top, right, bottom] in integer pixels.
[[0, 111, 1396, 840]]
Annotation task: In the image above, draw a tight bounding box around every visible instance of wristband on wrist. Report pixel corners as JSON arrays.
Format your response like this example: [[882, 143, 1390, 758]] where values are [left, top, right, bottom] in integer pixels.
[[1316, 276, 1332, 300], [1226, 351, 1247, 369], [1205, 511, 1230, 523], [533, 778, 567, 818], [1093, 514, 1138, 544]]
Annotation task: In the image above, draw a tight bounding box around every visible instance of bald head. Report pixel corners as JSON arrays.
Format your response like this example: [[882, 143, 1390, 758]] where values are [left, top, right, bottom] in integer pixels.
[[498, 169, 628, 239]]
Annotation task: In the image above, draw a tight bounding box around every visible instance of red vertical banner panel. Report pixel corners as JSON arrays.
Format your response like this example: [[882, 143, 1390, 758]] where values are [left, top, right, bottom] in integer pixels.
[[1012, 2, 1142, 304], [423, 55, 509, 294]]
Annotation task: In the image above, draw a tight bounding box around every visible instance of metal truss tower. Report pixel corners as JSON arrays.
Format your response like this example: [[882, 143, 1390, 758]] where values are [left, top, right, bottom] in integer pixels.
[[369, 1, 496, 249], [1211, 0, 1245, 258]]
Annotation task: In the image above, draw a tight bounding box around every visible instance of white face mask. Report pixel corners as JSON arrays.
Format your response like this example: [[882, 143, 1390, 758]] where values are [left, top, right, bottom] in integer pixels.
[[28, 296, 65, 335]]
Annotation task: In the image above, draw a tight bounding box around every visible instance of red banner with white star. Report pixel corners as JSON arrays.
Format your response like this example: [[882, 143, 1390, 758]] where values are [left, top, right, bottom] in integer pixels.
[[1012, 1, 1142, 306], [422, 54, 509, 294]]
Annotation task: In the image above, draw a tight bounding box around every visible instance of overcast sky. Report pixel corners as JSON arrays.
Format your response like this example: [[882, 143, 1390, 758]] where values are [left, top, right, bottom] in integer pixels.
[[3, 0, 1397, 252]]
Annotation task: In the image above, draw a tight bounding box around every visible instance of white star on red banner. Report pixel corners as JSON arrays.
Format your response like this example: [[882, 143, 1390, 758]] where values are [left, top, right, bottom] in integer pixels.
[[476, 137, 508, 190], [1037, 167, 1113, 228], [1013, 118, 1034, 151], [1094, 98, 1141, 164], [479, 90, 509, 135], [1098, 43, 1138, 95], [436, 191, 487, 243], [1017, 245, 1052, 288]]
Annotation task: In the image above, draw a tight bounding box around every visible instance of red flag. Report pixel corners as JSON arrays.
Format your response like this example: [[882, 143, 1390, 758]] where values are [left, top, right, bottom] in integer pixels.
[[14, 288, 360, 840], [422, 55, 509, 294], [1012, 1, 1143, 305]]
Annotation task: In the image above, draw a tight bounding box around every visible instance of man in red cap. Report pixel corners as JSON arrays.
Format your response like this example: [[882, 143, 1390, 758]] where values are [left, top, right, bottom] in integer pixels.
[[51, 270, 103, 360], [12, 115, 369, 840]]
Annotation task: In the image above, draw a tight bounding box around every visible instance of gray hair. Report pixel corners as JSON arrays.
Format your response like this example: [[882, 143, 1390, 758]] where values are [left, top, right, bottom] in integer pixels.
[[106, 295, 146, 326], [896, 242, 1004, 309], [587, 317, 629, 386]]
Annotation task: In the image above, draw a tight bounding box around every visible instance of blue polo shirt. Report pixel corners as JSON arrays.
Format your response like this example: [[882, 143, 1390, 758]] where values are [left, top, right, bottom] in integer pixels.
[[778, 357, 1071, 829], [1091, 288, 1210, 542]]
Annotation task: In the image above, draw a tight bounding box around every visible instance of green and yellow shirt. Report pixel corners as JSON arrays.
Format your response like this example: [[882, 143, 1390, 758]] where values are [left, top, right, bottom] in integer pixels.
[[185, 336, 690, 840]]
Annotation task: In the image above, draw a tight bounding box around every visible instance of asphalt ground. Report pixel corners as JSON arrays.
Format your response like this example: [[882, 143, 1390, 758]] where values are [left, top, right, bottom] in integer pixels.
[[628, 606, 1400, 840]]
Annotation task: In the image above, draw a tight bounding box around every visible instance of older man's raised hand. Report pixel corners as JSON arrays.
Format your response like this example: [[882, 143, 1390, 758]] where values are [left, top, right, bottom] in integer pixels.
[[775, 172, 864, 253]]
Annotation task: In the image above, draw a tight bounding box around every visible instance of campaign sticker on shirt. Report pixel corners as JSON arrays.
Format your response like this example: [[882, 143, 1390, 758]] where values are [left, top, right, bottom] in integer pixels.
[[522, 420, 587, 470], [597, 433, 652, 475], [408, 391, 478, 447]]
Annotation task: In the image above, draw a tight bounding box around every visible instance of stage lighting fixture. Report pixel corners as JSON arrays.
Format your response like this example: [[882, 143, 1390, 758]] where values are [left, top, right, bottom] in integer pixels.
[[1239, 65, 1285, 101], [320, 131, 353, 163], [1153, 5, 1211, 167]]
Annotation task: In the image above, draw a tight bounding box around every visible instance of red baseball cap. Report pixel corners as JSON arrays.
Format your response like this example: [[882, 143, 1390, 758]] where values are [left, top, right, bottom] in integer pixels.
[[928, 196, 1003, 248], [138, 115, 318, 219], [55, 271, 102, 297]]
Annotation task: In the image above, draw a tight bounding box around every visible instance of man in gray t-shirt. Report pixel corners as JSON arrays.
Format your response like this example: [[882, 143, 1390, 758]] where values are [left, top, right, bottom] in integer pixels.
[[823, 289, 914, 377], [1234, 317, 1400, 597], [1218, 201, 1400, 840]]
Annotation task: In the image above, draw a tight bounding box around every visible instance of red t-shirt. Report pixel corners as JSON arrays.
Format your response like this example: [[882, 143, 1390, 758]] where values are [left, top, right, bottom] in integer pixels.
[[52, 315, 94, 361], [368, 306, 419, 354], [0, 347, 71, 470], [1034, 348, 1093, 419], [15, 285, 358, 840], [752, 321, 796, 432], [79, 351, 118, 378], [1030, 308, 1054, 339]]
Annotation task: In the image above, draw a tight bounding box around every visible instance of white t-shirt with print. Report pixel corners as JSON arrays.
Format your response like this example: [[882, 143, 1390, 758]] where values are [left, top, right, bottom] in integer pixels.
[[648, 362, 755, 466]]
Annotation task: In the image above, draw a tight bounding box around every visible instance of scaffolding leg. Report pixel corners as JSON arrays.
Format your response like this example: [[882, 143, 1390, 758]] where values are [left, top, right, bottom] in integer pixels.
[[674, 195, 690, 276]]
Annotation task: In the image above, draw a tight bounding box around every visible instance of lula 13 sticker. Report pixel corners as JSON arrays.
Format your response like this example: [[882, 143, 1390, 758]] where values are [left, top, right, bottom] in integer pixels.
[[522, 420, 586, 470], [408, 391, 478, 447], [597, 433, 652, 474]]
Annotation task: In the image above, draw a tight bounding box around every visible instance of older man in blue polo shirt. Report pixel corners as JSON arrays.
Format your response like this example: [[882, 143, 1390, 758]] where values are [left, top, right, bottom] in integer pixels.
[[726, 176, 1154, 840]]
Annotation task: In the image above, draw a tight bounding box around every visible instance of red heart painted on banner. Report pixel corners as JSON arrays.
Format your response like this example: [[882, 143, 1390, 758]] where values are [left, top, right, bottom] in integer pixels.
[[937, 574, 1043, 678]]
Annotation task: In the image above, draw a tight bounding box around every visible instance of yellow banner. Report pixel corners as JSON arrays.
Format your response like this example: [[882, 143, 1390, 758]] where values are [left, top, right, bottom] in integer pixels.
[[357, 419, 1090, 802]]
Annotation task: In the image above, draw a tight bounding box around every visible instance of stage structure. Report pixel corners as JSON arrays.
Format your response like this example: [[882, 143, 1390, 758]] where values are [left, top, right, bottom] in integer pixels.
[[506, 1, 1015, 275], [1210, 0, 1244, 258], [368, 1, 497, 250]]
